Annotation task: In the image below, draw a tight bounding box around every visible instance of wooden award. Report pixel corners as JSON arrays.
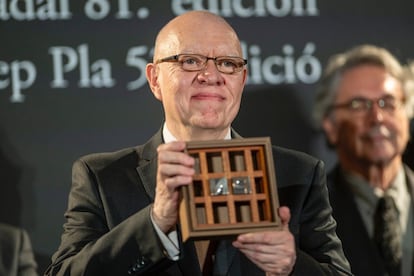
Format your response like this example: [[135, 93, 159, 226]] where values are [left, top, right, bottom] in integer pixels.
[[179, 137, 281, 241]]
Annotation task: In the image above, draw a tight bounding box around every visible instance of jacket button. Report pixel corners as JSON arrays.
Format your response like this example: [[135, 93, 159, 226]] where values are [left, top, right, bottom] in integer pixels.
[[137, 257, 146, 268]]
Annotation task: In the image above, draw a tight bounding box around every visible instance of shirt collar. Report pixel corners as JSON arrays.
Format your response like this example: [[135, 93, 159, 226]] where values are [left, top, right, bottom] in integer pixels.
[[162, 123, 232, 143], [344, 166, 408, 210]]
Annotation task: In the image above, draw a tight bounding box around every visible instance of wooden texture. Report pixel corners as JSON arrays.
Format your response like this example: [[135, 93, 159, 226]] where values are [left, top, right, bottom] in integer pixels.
[[179, 137, 281, 241]]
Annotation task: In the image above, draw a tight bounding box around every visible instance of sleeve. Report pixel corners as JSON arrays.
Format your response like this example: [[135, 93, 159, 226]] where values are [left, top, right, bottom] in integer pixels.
[[292, 160, 353, 276], [150, 213, 180, 260], [44, 159, 176, 275], [16, 228, 38, 276]]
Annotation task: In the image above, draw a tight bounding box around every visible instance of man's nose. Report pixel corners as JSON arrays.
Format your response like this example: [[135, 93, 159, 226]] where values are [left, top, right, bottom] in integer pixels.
[[198, 61, 224, 84], [368, 102, 385, 122]]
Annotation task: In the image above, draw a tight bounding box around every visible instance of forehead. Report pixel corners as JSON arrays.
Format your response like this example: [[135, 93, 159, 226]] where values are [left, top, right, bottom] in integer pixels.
[[336, 64, 404, 100], [157, 16, 241, 57], [178, 33, 241, 55]]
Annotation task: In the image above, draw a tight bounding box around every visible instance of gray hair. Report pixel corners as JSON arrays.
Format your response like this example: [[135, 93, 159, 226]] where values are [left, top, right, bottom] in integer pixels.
[[313, 44, 414, 128]]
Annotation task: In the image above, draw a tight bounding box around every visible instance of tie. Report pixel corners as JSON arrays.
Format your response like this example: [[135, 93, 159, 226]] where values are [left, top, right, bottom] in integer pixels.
[[198, 240, 230, 276], [374, 195, 402, 276], [201, 240, 219, 276]]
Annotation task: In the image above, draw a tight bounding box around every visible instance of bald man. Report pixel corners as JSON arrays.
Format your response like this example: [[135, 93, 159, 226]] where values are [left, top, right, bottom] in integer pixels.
[[46, 11, 351, 276]]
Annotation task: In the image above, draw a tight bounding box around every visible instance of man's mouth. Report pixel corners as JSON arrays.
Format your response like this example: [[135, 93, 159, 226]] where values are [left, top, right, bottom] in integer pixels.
[[192, 92, 225, 101]]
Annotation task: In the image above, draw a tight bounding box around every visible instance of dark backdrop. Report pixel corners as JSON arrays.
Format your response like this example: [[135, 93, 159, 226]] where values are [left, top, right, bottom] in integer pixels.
[[1, 0, 413, 273]]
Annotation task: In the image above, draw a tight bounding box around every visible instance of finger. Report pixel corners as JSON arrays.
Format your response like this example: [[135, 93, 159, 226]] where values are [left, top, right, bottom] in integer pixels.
[[158, 140, 187, 152], [238, 247, 288, 272], [239, 246, 294, 275], [235, 231, 277, 245], [163, 175, 194, 189], [235, 207, 291, 244], [278, 206, 291, 231], [158, 143, 195, 167], [236, 243, 277, 257], [159, 162, 195, 178]]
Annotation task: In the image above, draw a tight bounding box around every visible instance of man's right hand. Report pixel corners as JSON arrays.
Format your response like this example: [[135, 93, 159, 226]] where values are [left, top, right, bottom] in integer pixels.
[[152, 141, 195, 233]]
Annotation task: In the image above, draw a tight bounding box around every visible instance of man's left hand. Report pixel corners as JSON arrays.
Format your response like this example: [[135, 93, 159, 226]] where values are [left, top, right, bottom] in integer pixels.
[[232, 206, 296, 276]]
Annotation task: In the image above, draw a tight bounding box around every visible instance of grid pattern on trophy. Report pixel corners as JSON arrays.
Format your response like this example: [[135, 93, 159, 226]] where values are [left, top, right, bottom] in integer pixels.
[[188, 146, 273, 227]]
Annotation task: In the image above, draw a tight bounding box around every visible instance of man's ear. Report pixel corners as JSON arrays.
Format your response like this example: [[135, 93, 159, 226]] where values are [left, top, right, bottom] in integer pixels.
[[322, 117, 338, 146], [146, 63, 162, 101], [242, 67, 248, 85]]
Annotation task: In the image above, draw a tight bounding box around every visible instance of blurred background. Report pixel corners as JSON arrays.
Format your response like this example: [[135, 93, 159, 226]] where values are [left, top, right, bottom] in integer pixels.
[[1, 0, 413, 273]]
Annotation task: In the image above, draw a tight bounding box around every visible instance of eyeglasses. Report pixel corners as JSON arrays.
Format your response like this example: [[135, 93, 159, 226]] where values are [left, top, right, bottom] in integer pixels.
[[156, 54, 247, 74], [329, 95, 405, 115]]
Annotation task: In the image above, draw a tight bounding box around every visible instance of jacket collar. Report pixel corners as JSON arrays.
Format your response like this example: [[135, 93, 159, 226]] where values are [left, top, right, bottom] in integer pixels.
[[135, 126, 243, 200]]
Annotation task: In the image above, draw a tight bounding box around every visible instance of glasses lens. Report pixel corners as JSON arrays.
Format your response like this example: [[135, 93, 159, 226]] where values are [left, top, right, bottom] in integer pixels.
[[178, 55, 205, 71], [379, 97, 398, 111], [349, 98, 368, 111], [216, 57, 245, 73]]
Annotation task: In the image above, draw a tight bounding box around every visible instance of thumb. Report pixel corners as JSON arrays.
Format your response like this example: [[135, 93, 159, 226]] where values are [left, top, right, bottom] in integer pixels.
[[278, 206, 291, 231]]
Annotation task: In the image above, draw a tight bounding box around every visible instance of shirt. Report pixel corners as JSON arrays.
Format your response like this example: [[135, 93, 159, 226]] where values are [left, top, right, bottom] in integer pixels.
[[344, 166, 413, 276]]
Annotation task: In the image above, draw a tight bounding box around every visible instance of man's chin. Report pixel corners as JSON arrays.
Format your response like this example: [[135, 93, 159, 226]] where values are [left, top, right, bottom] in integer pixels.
[[196, 123, 222, 130], [192, 116, 222, 128], [366, 151, 398, 166]]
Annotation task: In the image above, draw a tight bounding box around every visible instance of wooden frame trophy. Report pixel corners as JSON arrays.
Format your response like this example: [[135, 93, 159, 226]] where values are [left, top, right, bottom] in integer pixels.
[[179, 137, 281, 241]]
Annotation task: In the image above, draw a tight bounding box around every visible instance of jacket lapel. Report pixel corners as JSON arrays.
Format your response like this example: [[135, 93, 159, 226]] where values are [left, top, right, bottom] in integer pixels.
[[330, 167, 384, 274], [405, 164, 414, 198], [135, 129, 163, 200]]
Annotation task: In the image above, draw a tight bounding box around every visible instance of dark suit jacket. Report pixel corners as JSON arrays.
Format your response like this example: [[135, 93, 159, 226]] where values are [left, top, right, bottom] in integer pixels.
[[0, 223, 38, 276], [327, 165, 414, 276], [45, 129, 352, 275]]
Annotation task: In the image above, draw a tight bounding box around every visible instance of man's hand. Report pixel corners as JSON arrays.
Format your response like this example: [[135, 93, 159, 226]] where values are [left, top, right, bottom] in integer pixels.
[[232, 206, 296, 276], [152, 141, 195, 233]]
